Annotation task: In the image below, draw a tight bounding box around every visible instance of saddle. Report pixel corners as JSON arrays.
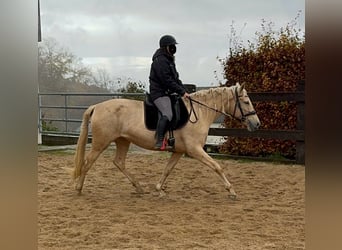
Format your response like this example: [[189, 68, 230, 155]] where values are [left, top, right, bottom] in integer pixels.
[[144, 93, 189, 131]]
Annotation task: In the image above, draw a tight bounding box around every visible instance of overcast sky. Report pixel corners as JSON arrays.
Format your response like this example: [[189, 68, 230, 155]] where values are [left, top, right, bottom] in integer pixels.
[[40, 0, 305, 87]]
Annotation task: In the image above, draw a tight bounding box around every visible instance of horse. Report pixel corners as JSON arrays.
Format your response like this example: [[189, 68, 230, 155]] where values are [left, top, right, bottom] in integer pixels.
[[72, 82, 260, 199]]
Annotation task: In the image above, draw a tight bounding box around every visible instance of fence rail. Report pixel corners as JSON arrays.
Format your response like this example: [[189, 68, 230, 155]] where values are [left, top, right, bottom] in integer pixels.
[[38, 85, 305, 164]]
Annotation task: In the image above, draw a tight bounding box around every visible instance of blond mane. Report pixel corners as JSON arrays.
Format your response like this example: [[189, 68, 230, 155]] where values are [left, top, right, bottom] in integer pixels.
[[189, 86, 235, 115]]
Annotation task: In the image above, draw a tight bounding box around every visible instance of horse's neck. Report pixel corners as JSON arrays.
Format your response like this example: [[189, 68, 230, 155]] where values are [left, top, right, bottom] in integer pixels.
[[190, 87, 234, 125]]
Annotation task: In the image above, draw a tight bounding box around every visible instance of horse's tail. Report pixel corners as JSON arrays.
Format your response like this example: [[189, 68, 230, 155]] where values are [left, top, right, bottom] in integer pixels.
[[72, 105, 95, 180]]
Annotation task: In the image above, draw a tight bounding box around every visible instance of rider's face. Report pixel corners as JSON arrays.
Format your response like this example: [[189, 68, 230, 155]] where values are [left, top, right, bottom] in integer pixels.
[[167, 44, 177, 55]]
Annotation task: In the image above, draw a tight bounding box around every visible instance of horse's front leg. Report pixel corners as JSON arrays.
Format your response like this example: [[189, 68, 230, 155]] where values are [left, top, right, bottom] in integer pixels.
[[188, 146, 237, 200], [156, 152, 183, 196]]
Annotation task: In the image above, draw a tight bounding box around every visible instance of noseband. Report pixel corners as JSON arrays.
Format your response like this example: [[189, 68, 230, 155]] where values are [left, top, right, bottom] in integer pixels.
[[232, 87, 256, 122]]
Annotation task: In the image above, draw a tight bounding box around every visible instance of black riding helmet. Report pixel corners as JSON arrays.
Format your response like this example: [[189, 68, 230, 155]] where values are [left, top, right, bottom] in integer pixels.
[[159, 35, 178, 47]]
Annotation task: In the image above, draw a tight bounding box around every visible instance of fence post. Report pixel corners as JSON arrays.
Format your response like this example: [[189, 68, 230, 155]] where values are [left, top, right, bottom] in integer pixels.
[[38, 94, 42, 144], [296, 80, 305, 164], [64, 94, 68, 133]]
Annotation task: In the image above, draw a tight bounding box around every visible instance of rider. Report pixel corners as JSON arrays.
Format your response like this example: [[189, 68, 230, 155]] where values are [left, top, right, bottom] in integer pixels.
[[149, 35, 190, 150]]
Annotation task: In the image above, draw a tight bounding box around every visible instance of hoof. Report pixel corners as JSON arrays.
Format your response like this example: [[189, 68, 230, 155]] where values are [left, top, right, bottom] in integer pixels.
[[132, 182, 144, 194], [75, 185, 83, 195], [135, 187, 144, 194], [228, 188, 237, 200], [228, 194, 237, 200], [158, 190, 167, 197]]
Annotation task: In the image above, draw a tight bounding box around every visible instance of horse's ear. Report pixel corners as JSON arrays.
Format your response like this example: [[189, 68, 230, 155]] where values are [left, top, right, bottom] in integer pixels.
[[238, 83, 245, 94]]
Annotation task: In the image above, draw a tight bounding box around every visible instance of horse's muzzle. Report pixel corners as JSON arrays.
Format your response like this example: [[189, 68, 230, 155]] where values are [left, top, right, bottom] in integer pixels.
[[247, 119, 260, 132]]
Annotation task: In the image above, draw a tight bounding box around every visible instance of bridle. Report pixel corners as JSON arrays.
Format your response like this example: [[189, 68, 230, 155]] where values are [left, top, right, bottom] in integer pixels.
[[188, 86, 256, 123], [232, 86, 257, 122]]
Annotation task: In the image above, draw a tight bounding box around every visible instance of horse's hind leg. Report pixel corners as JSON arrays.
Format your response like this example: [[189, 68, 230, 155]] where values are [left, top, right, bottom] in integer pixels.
[[187, 146, 237, 200], [113, 138, 144, 193], [156, 152, 183, 195], [76, 149, 103, 194]]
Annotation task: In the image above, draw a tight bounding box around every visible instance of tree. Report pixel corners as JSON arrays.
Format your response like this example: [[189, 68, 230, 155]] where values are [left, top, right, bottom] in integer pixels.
[[89, 67, 115, 90], [38, 38, 93, 92]]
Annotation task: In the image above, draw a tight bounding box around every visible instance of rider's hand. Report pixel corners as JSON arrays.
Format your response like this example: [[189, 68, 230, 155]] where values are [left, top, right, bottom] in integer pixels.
[[183, 92, 190, 99]]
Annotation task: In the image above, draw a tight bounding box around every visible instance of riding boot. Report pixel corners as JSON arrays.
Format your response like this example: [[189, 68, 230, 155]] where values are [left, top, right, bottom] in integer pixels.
[[154, 115, 169, 150]]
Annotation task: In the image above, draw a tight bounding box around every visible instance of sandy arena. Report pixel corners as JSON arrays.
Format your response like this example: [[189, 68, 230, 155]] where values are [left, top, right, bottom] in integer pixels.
[[38, 146, 305, 249]]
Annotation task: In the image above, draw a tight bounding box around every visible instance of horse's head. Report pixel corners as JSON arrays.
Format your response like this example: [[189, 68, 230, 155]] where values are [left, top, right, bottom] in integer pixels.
[[231, 83, 260, 132]]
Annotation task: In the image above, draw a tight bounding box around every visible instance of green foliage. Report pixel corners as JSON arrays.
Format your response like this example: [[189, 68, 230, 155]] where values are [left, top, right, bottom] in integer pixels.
[[118, 81, 146, 101], [41, 120, 58, 132], [219, 13, 305, 160], [119, 81, 146, 93]]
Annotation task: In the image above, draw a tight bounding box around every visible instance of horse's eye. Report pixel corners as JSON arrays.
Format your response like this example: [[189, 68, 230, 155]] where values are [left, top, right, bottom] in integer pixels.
[[244, 101, 250, 105]]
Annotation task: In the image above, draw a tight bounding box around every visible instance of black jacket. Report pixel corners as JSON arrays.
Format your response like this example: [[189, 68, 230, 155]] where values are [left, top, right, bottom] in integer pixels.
[[149, 48, 186, 101]]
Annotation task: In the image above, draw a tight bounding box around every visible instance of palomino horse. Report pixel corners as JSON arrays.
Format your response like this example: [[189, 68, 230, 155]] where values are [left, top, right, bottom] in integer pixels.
[[72, 83, 260, 199]]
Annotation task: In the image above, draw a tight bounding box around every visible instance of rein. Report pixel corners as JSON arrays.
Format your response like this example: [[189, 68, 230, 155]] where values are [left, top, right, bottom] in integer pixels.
[[188, 87, 256, 124], [188, 97, 230, 123]]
